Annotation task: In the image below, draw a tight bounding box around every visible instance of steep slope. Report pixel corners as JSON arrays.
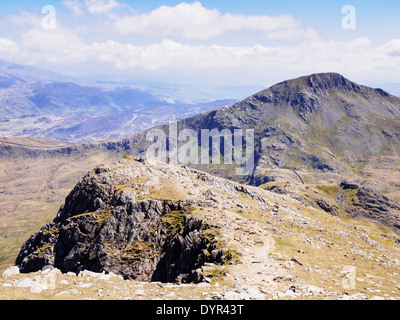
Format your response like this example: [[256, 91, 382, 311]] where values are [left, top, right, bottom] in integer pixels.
[[116, 73, 400, 199], [0, 137, 122, 269], [188, 73, 400, 175]]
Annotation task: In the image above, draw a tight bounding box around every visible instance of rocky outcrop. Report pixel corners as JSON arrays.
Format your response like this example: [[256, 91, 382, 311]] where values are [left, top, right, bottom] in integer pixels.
[[340, 181, 400, 234], [15, 162, 233, 283]]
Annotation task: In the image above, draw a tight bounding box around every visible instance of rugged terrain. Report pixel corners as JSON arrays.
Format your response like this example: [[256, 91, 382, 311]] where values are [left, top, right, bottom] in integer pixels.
[[113, 73, 400, 201], [2, 72, 400, 300], [0, 136, 121, 267], [2, 157, 400, 300]]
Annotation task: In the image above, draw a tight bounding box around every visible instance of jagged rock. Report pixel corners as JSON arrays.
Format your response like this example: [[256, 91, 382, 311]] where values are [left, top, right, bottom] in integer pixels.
[[340, 181, 360, 190], [316, 199, 337, 216], [234, 185, 266, 204], [340, 183, 400, 234], [95, 165, 111, 175], [15, 161, 236, 283]]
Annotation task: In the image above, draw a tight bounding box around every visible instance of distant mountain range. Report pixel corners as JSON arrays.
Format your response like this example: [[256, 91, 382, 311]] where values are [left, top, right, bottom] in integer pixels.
[[0, 60, 237, 142]]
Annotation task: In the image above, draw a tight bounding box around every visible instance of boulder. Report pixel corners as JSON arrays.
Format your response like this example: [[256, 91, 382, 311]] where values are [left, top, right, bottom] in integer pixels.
[[2, 266, 20, 278]]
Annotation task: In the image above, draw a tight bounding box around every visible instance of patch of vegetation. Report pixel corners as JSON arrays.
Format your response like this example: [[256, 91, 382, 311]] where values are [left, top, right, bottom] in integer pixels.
[[35, 242, 53, 255], [220, 249, 241, 265], [114, 178, 143, 195], [260, 181, 290, 189], [123, 240, 157, 261], [70, 209, 113, 228], [318, 184, 340, 199], [202, 227, 221, 246], [161, 209, 190, 236], [122, 155, 134, 161], [202, 226, 241, 265], [342, 188, 359, 203], [43, 226, 60, 237], [274, 237, 297, 250], [203, 267, 225, 280], [0, 204, 60, 271], [138, 179, 186, 202], [70, 212, 93, 220], [91, 209, 113, 228]]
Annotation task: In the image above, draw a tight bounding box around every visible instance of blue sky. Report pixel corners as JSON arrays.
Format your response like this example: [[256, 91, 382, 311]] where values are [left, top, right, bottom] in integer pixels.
[[2, 0, 399, 42], [0, 0, 400, 98]]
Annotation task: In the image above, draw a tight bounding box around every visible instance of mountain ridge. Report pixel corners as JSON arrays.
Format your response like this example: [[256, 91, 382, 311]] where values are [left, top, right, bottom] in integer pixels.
[[169, 73, 400, 180], [4, 72, 400, 204], [85, 72, 400, 201], [0, 60, 237, 142]]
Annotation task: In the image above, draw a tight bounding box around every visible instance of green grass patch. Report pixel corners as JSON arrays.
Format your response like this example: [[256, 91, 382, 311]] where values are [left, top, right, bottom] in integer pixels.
[[161, 210, 186, 235]]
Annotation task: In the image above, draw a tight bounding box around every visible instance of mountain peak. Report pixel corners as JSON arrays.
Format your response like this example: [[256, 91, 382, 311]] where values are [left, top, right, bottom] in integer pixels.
[[258, 72, 394, 110], [295, 72, 390, 97], [263, 73, 367, 100], [306, 72, 356, 91]]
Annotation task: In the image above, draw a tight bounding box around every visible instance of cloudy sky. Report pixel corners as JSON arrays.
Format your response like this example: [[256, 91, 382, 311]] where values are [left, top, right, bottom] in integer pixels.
[[1, 0, 400, 98]]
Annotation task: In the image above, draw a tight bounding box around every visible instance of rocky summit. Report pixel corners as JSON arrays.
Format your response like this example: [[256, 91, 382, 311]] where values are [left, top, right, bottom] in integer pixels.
[[8, 156, 400, 300], [15, 158, 239, 283]]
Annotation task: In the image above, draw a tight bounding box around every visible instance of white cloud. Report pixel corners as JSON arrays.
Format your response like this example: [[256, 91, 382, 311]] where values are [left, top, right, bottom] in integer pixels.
[[20, 29, 83, 53], [85, 0, 120, 15], [63, 38, 399, 86], [1, 11, 42, 29], [4, 28, 400, 87], [4, 34, 400, 87], [1, 1, 400, 100], [114, 1, 316, 41], [0, 38, 22, 61], [380, 39, 400, 57], [2, 2, 400, 89], [63, 0, 85, 16]]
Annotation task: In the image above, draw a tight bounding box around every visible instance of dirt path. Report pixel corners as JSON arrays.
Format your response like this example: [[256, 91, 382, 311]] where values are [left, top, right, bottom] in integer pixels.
[[205, 211, 294, 299]]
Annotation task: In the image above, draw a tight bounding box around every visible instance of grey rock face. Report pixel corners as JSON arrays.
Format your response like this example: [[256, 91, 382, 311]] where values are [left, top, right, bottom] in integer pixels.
[[341, 181, 400, 234]]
